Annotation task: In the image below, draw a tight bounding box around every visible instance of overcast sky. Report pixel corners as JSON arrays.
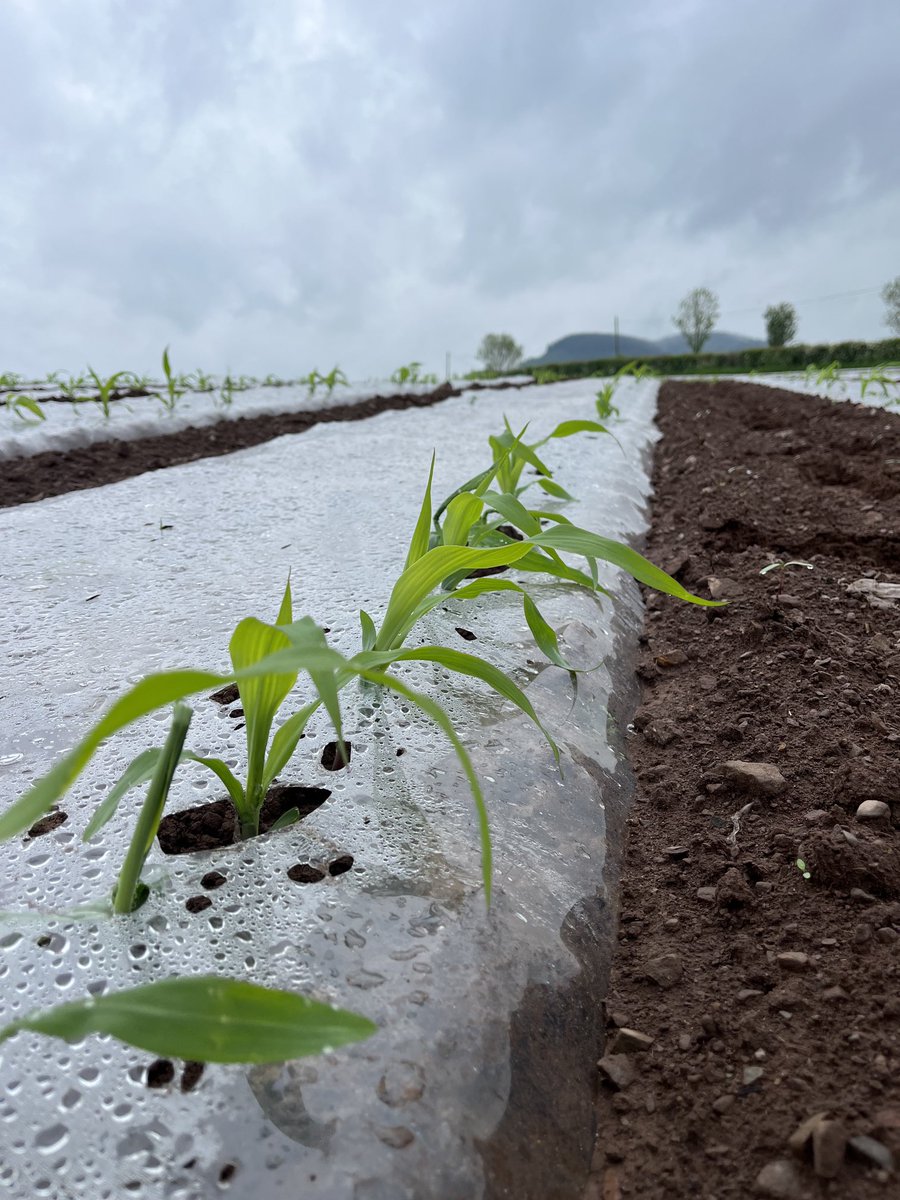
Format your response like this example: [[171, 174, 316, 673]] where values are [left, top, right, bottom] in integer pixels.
[[1, 0, 898, 379]]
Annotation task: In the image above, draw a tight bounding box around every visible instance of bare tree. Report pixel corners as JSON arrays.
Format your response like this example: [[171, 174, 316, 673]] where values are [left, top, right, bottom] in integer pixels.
[[476, 333, 523, 373], [764, 302, 798, 348], [883, 277, 900, 336], [673, 288, 720, 354]]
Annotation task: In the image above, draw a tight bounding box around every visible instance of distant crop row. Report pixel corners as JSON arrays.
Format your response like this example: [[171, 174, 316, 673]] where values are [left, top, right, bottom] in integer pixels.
[[0, 352, 448, 425]]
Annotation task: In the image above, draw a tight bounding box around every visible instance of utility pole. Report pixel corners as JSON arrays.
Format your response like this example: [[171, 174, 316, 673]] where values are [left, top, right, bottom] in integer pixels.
[[614, 315, 620, 357], [445, 351, 451, 380]]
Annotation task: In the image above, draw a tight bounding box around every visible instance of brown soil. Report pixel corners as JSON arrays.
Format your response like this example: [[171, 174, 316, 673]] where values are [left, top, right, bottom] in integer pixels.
[[156, 783, 331, 854], [0, 379, 531, 509], [587, 381, 900, 1199]]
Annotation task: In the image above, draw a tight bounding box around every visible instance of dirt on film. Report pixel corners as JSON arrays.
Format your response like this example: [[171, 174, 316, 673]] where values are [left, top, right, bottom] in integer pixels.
[[586, 380, 900, 1200]]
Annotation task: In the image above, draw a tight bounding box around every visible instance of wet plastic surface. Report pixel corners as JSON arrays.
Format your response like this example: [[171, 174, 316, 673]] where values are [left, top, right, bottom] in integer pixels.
[[0, 379, 657, 1199]]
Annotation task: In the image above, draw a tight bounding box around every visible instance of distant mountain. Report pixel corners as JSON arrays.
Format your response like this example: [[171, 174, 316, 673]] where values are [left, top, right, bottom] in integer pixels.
[[654, 330, 766, 354], [523, 329, 765, 366]]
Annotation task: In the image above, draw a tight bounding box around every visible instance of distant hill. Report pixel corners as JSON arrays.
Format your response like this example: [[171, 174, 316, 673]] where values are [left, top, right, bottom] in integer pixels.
[[523, 329, 765, 366]]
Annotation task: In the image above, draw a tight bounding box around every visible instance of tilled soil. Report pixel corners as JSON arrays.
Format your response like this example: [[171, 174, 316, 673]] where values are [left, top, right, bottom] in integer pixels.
[[587, 381, 900, 1199], [0, 380, 529, 509]]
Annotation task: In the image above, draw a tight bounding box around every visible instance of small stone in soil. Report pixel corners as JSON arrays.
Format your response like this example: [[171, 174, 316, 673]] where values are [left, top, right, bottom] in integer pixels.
[[856, 799, 891, 822], [776, 952, 809, 971], [185, 895, 212, 914], [722, 760, 787, 797], [608, 1028, 654, 1054], [287, 863, 326, 884], [200, 870, 227, 890], [146, 1059, 175, 1088], [644, 953, 683, 988], [597, 1054, 635, 1090], [754, 1158, 805, 1198], [655, 648, 688, 667], [847, 1134, 894, 1172], [812, 1119, 847, 1179]]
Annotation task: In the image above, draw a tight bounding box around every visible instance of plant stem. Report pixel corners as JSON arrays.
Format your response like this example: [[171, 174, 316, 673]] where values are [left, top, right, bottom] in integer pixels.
[[113, 704, 192, 915]]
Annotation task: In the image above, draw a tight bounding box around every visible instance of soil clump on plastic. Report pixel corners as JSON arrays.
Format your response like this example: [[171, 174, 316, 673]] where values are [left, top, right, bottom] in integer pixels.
[[0, 379, 530, 509], [587, 380, 900, 1200], [157, 784, 331, 854]]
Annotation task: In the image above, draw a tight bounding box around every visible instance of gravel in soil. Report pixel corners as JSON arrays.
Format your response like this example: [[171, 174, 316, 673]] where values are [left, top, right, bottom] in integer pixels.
[[0, 379, 530, 509], [586, 380, 900, 1200]]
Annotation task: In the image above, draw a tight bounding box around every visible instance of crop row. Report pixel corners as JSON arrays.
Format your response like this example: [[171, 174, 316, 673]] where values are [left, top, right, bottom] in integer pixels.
[[1, 351, 443, 424], [0, 387, 715, 1075]]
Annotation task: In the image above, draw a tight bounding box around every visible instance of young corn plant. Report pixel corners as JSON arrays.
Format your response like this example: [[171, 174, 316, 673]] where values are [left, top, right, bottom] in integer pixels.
[[4, 394, 46, 423], [217, 374, 236, 408], [860, 364, 900, 401], [0, 371, 22, 388], [322, 367, 349, 395], [364, 454, 717, 691], [87, 367, 128, 419], [160, 346, 186, 414], [390, 362, 423, 386], [595, 383, 620, 421], [58, 372, 89, 400], [0, 583, 504, 897], [187, 369, 215, 392], [815, 361, 841, 392]]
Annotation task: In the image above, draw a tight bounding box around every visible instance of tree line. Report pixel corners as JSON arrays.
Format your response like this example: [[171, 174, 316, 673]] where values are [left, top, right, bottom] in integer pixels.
[[476, 277, 900, 370]]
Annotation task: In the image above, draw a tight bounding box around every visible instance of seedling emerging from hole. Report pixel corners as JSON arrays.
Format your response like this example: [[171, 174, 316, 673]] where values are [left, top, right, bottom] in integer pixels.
[[796, 858, 811, 881]]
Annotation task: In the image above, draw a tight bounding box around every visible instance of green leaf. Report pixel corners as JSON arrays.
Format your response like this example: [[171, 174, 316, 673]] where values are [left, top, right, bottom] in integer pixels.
[[113, 704, 192, 915], [12, 396, 46, 422], [353, 645, 558, 762], [185, 754, 246, 810], [536, 477, 574, 500], [522, 593, 592, 673], [276, 575, 293, 625], [375, 543, 534, 650], [278, 619, 345, 764], [82, 748, 164, 841], [0, 976, 376, 1064], [269, 807, 301, 832], [355, 667, 492, 901], [482, 490, 542, 537], [0, 669, 228, 844], [359, 609, 377, 651], [530, 526, 720, 605], [229, 618, 298, 813], [543, 418, 609, 441], [404, 455, 435, 569], [442, 493, 485, 546], [262, 699, 322, 792]]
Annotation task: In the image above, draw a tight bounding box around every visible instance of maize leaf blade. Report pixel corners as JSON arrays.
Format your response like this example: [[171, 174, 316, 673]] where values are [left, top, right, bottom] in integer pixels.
[[0, 977, 376, 1064]]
